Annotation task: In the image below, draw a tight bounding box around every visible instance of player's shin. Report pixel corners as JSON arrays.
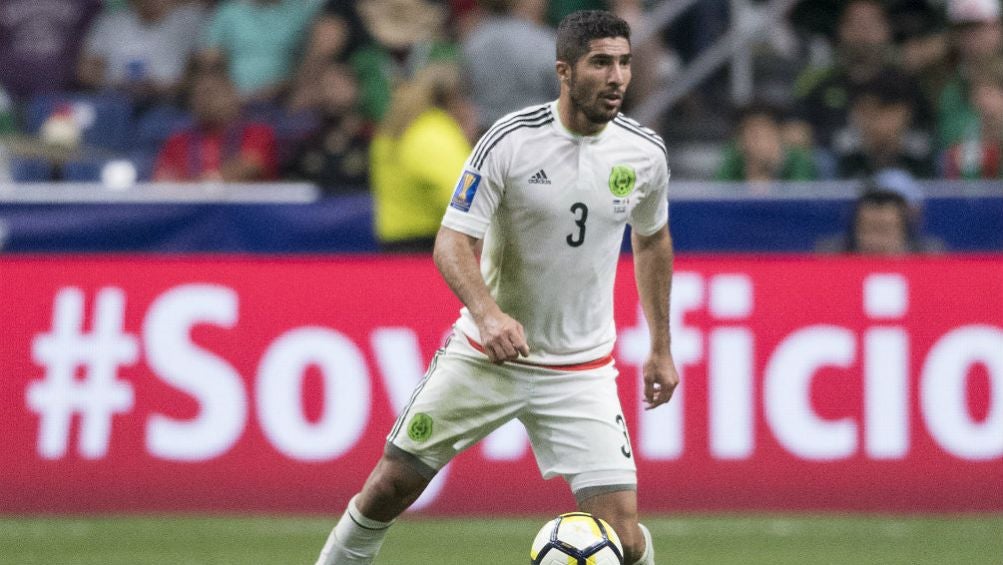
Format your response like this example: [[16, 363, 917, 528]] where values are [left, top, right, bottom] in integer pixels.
[[631, 523, 655, 565], [315, 495, 395, 565]]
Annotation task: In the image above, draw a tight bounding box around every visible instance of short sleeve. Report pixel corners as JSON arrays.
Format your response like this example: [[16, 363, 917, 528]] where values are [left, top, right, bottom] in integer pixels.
[[439, 131, 508, 239], [628, 154, 669, 236]]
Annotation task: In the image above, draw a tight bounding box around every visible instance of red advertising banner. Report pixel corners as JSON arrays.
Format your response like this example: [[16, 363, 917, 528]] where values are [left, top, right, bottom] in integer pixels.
[[1, 256, 1000, 514]]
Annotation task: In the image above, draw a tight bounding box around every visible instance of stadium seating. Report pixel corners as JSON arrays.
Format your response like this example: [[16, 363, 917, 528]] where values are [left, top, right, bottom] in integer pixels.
[[270, 108, 319, 164], [127, 149, 158, 182], [131, 104, 194, 180], [135, 104, 192, 153], [15, 92, 325, 183], [25, 92, 134, 151], [10, 157, 53, 182], [62, 158, 105, 182]]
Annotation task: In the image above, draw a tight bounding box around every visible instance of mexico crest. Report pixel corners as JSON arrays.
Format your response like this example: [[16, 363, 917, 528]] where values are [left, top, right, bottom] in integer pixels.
[[408, 413, 434, 442], [608, 165, 636, 197]]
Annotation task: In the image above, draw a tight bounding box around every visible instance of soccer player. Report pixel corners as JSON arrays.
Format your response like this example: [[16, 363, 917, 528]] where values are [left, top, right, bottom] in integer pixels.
[[315, 10, 678, 565]]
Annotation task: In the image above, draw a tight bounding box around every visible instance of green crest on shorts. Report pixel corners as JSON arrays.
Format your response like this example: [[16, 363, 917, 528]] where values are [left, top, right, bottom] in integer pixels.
[[408, 413, 434, 442], [608, 165, 636, 197]]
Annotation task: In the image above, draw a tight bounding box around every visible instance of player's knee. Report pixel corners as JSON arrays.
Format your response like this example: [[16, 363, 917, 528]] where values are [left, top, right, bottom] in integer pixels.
[[388, 474, 425, 508], [387, 460, 432, 503], [358, 456, 431, 519], [373, 470, 424, 503], [366, 474, 409, 506]]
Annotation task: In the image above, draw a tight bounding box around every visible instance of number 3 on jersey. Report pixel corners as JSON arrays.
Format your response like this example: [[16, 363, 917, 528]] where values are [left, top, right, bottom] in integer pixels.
[[566, 202, 588, 247]]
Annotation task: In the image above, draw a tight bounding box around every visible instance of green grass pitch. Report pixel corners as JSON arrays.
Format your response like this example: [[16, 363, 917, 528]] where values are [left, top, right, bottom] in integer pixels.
[[2, 513, 1000, 564]]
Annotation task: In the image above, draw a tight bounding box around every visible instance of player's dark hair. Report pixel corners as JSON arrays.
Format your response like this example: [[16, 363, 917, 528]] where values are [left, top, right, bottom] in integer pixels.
[[555, 10, 631, 65]]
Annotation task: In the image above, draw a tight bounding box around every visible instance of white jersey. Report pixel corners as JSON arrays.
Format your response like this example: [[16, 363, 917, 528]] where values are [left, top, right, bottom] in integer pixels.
[[441, 100, 670, 365]]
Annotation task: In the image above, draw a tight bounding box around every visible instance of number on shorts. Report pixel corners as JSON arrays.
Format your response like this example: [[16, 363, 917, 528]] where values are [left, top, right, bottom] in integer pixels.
[[615, 414, 632, 459]]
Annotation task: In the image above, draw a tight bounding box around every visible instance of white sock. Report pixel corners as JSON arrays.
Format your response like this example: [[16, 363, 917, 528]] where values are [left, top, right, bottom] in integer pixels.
[[631, 522, 655, 565], [315, 495, 395, 565]]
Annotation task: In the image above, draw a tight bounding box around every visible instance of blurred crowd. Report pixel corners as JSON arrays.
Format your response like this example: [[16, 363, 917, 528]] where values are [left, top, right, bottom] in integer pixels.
[[0, 0, 999, 251], [717, 0, 1003, 185]]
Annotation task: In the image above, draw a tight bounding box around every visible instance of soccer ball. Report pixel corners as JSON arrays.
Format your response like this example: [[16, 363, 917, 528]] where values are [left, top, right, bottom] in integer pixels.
[[530, 512, 624, 565]]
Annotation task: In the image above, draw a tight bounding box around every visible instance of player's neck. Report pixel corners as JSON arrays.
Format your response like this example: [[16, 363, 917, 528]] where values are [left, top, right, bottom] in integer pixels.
[[556, 97, 606, 137]]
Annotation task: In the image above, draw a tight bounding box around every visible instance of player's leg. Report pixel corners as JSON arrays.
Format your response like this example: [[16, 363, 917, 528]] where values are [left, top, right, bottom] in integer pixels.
[[316, 335, 526, 564], [522, 362, 651, 562], [577, 488, 653, 565], [315, 449, 433, 565], [354, 447, 436, 520]]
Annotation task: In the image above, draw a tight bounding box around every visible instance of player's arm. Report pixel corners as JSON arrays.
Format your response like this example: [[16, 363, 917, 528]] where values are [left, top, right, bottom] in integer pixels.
[[433, 226, 529, 364], [631, 224, 680, 409]]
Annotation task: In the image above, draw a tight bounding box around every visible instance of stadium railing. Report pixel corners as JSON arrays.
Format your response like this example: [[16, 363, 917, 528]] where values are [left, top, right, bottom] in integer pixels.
[[0, 180, 1000, 253]]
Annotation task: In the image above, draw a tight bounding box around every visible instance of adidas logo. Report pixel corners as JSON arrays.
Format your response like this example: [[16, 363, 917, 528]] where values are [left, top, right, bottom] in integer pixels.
[[528, 169, 551, 184]]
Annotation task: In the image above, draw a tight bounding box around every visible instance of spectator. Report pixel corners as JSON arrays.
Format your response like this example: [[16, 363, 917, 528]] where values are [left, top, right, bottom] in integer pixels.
[[544, 0, 640, 28], [0, 86, 16, 135], [198, 0, 325, 104], [153, 70, 278, 181], [0, 85, 14, 181], [290, 0, 371, 86], [462, 0, 558, 133], [449, 0, 484, 39], [287, 0, 367, 110], [370, 63, 476, 252], [0, 0, 102, 101], [792, 0, 927, 150], [843, 189, 916, 255], [893, 1, 951, 115], [836, 72, 935, 179], [77, 0, 205, 107], [715, 103, 816, 183], [293, 0, 459, 122], [285, 63, 372, 193], [660, 1, 728, 65], [817, 187, 943, 255], [937, 0, 1003, 148], [943, 56, 1003, 178]]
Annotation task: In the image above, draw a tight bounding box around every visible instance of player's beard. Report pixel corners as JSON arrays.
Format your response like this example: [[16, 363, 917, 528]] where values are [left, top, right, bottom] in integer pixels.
[[568, 70, 621, 125]]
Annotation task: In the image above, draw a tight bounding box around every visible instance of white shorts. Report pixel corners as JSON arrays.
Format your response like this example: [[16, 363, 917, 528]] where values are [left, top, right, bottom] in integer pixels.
[[387, 332, 637, 495]]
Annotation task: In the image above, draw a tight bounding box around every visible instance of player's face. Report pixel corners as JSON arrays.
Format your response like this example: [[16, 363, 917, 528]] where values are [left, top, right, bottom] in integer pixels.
[[566, 37, 632, 125]]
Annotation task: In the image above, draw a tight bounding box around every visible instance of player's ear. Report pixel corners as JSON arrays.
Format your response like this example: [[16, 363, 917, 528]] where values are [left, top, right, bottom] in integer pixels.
[[556, 61, 570, 83]]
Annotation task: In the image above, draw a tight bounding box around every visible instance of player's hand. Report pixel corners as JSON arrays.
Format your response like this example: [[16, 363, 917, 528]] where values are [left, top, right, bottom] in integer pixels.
[[476, 308, 530, 364], [642, 352, 679, 410]]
